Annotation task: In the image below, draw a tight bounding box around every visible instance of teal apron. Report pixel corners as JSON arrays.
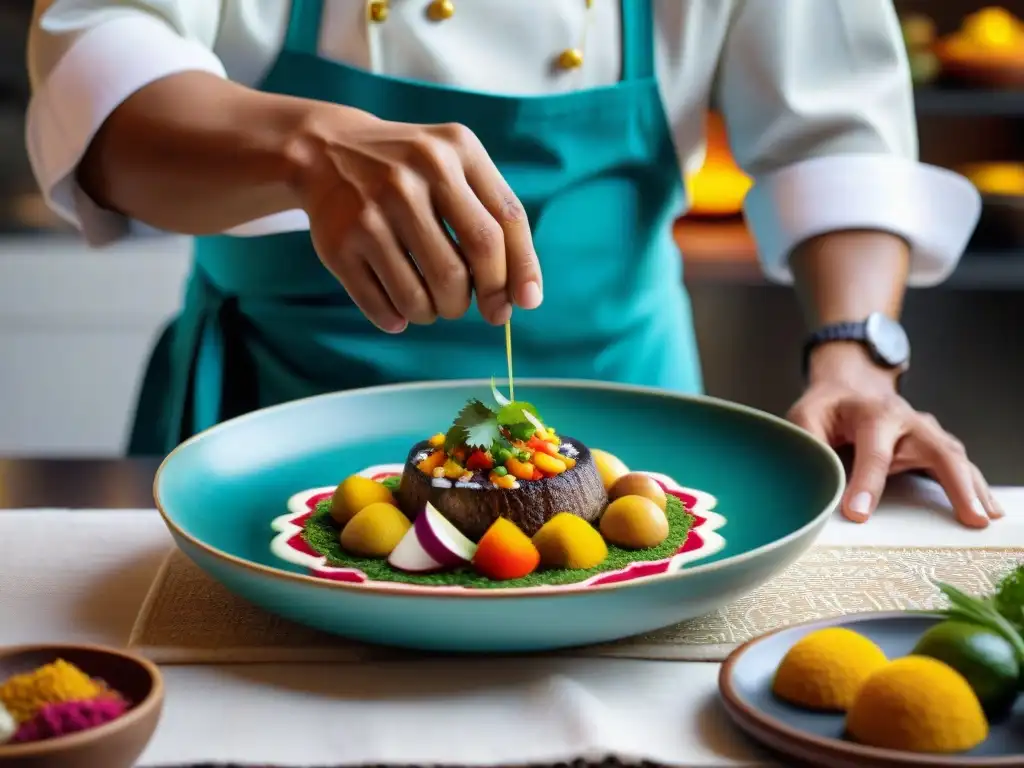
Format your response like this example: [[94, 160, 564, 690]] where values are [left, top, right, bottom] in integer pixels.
[[128, 0, 702, 456]]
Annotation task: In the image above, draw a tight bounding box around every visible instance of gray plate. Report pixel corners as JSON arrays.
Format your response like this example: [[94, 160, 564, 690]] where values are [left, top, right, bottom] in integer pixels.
[[719, 611, 1024, 768]]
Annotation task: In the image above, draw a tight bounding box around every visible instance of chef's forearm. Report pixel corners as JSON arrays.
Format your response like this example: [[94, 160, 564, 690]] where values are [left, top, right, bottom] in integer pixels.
[[78, 71, 343, 234], [790, 230, 910, 388]]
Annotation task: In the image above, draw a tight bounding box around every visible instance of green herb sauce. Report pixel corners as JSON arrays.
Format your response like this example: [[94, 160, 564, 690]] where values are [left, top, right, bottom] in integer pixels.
[[301, 491, 694, 589]]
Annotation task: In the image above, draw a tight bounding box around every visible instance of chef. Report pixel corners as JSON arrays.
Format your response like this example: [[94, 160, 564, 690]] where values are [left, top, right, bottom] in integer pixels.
[[26, 0, 997, 527]]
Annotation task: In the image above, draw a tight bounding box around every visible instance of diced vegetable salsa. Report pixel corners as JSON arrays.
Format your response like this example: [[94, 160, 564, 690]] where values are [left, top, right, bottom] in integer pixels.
[[414, 396, 577, 490]]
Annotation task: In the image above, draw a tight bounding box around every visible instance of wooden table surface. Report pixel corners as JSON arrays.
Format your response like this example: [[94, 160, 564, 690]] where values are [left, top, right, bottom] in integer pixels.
[[0, 458, 160, 508]]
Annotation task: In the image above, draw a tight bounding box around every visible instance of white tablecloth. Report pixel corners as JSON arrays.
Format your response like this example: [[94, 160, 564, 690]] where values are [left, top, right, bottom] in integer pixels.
[[2, 476, 1023, 767]]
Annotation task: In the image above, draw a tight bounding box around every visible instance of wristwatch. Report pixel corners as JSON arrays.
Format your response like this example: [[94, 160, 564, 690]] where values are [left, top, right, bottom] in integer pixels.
[[801, 312, 911, 378]]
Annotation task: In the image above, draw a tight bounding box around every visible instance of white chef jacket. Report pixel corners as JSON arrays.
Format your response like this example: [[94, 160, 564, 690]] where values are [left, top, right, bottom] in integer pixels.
[[26, 0, 981, 285]]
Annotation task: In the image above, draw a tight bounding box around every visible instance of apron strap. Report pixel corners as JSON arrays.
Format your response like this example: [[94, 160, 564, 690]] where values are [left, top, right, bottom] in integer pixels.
[[164, 273, 260, 453], [284, 0, 325, 56], [620, 0, 655, 81]]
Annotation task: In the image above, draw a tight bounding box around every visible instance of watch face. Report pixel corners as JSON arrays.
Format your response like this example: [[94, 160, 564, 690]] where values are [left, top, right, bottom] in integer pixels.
[[865, 312, 910, 368]]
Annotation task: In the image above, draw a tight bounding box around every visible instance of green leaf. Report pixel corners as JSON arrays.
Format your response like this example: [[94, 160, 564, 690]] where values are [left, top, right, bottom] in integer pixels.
[[378, 475, 402, 491], [994, 565, 1024, 630], [451, 399, 500, 451], [444, 424, 467, 454], [455, 399, 496, 426], [496, 401, 539, 427], [465, 419, 502, 450]]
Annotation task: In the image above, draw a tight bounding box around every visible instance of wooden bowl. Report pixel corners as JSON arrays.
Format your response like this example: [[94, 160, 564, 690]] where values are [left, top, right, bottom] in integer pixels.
[[0, 644, 163, 768]]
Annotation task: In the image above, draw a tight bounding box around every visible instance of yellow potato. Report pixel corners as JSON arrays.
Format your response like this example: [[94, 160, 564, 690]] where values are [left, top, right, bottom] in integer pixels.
[[591, 448, 630, 491], [339, 502, 411, 557], [599, 495, 669, 549], [608, 472, 667, 511], [331, 475, 395, 526]]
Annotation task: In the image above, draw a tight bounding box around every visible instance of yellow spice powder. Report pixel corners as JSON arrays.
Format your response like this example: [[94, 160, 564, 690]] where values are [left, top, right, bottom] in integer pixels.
[[0, 659, 102, 724]]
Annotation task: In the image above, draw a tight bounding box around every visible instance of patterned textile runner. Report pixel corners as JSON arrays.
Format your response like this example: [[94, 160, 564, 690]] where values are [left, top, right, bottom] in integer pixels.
[[128, 546, 1022, 664]]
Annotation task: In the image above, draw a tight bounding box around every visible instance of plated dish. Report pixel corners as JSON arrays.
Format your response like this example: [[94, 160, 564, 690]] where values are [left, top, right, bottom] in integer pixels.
[[155, 373, 844, 652], [270, 382, 726, 590], [721, 566, 1024, 766]]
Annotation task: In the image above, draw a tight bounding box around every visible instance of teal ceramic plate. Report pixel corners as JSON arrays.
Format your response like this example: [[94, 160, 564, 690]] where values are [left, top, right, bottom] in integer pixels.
[[154, 379, 844, 653], [720, 612, 1024, 767]]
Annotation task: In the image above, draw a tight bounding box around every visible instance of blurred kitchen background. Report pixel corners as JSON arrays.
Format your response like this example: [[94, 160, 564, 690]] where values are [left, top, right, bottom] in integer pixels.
[[0, 1, 1022, 483]]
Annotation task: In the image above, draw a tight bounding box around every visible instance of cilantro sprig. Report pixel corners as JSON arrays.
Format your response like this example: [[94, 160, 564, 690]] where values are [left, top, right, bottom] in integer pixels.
[[442, 383, 548, 455], [444, 399, 500, 452]]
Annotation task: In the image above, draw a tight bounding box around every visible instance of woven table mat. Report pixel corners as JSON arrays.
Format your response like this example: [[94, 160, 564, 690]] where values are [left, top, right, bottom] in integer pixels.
[[128, 546, 1023, 664]]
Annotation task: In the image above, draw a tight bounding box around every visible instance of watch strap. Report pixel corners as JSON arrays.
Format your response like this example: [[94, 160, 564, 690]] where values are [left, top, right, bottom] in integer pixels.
[[801, 320, 868, 377]]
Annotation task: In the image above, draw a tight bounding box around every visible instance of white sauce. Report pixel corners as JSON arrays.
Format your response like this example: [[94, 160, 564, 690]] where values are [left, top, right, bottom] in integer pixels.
[[561, 444, 579, 458], [431, 478, 453, 489], [455, 481, 483, 489]]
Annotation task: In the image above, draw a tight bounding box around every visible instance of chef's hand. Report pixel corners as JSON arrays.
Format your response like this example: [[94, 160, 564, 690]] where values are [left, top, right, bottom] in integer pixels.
[[291, 107, 542, 332], [786, 344, 1002, 528]]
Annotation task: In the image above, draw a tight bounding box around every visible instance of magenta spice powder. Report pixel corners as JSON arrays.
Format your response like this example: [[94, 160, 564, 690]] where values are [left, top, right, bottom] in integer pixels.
[[12, 696, 129, 743]]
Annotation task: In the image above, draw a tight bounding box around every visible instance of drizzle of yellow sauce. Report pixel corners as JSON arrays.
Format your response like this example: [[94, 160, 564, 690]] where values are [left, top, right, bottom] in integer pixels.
[[505, 320, 515, 402]]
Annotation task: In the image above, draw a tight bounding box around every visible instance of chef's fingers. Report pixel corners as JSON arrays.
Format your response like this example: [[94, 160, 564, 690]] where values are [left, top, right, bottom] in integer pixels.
[[966, 454, 1007, 520], [972, 462, 1004, 519], [442, 123, 543, 310], [785, 401, 828, 442], [382, 168, 472, 321], [358, 204, 437, 326], [913, 416, 989, 528], [432, 173, 511, 325], [844, 415, 904, 523], [335, 254, 407, 334], [890, 432, 999, 524], [308, 200, 408, 333]]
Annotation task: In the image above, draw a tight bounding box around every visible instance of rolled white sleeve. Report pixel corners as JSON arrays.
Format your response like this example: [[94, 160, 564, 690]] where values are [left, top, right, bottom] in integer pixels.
[[27, 1, 228, 244], [715, 0, 981, 286]]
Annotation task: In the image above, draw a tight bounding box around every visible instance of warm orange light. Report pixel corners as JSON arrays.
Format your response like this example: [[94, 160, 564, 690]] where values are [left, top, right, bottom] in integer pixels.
[[685, 113, 752, 218]]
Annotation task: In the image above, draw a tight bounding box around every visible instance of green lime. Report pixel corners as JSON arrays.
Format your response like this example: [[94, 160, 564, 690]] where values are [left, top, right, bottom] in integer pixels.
[[912, 619, 1020, 721]]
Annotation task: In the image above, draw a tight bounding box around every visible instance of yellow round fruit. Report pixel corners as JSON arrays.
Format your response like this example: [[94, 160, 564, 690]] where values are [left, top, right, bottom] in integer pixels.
[[339, 502, 411, 557], [772, 628, 888, 712], [591, 448, 630, 491], [608, 472, 668, 511], [846, 655, 988, 753], [599, 495, 669, 549], [331, 475, 395, 526]]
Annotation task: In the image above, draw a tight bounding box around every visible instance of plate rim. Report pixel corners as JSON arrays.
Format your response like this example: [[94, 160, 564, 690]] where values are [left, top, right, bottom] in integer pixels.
[[718, 610, 1024, 767], [154, 377, 845, 601]]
